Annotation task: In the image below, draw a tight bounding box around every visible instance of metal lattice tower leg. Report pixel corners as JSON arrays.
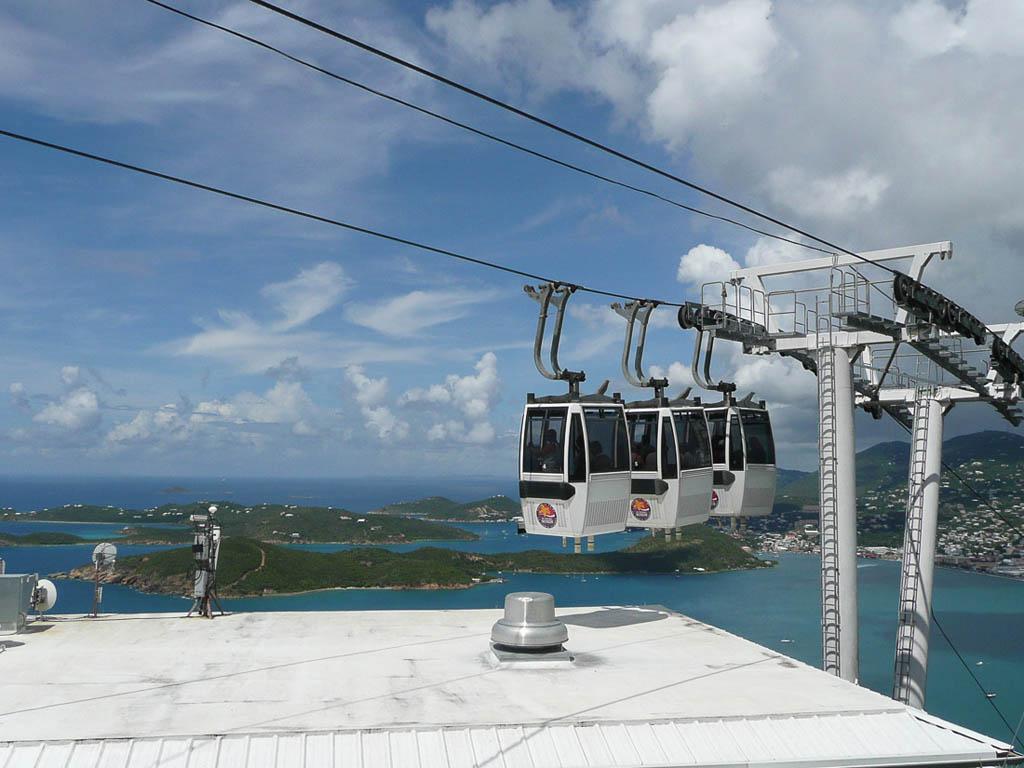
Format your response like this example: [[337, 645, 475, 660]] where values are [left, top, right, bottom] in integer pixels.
[[817, 334, 841, 677], [817, 332, 860, 682], [893, 395, 944, 708]]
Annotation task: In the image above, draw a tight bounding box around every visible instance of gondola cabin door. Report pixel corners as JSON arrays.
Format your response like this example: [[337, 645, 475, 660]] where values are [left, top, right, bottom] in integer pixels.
[[705, 406, 776, 519], [626, 408, 713, 528], [519, 402, 630, 537]]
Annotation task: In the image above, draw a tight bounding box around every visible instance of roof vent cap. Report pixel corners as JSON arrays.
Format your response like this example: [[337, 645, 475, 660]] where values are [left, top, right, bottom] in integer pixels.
[[491, 592, 568, 652]]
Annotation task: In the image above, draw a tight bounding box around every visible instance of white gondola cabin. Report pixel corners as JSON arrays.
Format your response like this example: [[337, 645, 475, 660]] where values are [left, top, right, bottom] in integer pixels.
[[704, 396, 776, 518], [519, 394, 631, 538], [625, 403, 713, 529]]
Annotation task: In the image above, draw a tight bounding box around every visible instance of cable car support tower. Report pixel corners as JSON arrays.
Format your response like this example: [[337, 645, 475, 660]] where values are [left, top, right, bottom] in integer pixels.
[[678, 241, 1023, 706]]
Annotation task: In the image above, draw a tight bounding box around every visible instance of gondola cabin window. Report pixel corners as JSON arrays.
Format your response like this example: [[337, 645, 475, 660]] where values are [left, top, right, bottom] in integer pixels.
[[522, 407, 567, 473], [674, 410, 712, 470], [740, 409, 776, 465], [627, 412, 659, 471], [583, 407, 630, 473], [729, 413, 744, 471], [706, 410, 727, 465], [660, 416, 678, 479]]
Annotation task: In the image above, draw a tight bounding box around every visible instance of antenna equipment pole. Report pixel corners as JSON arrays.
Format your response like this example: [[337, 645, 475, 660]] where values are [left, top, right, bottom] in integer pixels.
[[89, 543, 117, 619], [187, 506, 224, 619]]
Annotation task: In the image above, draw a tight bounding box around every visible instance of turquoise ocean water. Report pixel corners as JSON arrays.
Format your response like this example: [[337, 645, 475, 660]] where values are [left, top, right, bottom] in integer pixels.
[[2, 481, 1021, 749]]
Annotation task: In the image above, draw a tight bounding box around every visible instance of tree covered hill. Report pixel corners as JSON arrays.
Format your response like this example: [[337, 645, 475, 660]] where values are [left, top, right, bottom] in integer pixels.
[[0, 501, 477, 544], [371, 495, 521, 521], [775, 430, 1024, 507], [62, 527, 765, 597]]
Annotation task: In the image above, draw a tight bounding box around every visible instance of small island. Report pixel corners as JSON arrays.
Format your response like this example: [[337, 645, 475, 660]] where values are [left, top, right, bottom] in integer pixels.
[[56, 526, 768, 596], [371, 495, 521, 522], [0, 501, 479, 545]]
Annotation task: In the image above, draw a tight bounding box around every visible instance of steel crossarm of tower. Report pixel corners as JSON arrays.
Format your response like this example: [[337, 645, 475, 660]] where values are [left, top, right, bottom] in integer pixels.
[[729, 240, 952, 285]]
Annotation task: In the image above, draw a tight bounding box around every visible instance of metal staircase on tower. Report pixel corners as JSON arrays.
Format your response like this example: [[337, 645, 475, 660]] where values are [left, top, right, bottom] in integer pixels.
[[892, 394, 931, 704], [816, 313, 842, 677]]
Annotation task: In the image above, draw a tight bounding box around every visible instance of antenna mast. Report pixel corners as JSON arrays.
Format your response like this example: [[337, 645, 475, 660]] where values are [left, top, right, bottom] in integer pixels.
[[187, 505, 224, 619]]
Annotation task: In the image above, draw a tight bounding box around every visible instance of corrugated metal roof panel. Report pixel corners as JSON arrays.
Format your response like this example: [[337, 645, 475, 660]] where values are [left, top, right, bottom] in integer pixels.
[[217, 734, 249, 766], [469, 726, 505, 768], [66, 741, 102, 768], [415, 728, 447, 768], [96, 740, 131, 768], [517, 726, 560, 767], [547, 724, 587, 766], [2, 712, 1016, 767], [495, 725, 533, 768], [333, 731, 360, 767], [3, 743, 41, 768], [248, 733, 279, 768], [388, 729, 420, 768], [361, 731, 391, 768], [442, 726, 477, 768], [189, 737, 221, 768], [650, 720, 696, 766]]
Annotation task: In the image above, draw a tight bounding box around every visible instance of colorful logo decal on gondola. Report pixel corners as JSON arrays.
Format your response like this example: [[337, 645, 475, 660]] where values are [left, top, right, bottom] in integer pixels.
[[536, 503, 557, 528], [631, 498, 652, 521], [710, 490, 720, 510]]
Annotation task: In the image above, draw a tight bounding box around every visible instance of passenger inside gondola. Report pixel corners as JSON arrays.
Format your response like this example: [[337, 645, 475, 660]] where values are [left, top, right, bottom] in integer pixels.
[[590, 441, 611, 472], [522, 408, 566, 473]]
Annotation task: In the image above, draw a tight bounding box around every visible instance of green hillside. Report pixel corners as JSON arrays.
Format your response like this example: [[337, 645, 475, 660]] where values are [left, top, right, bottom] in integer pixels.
[[64, 527, 765, 597], [1, 501, 478, 544], [776, 430, 1024, 508], [372, 495, 520, 521]]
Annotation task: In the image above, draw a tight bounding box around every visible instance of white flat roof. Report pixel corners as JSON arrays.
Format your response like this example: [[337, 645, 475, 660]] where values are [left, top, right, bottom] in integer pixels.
[[0, 606, 1017, 767]]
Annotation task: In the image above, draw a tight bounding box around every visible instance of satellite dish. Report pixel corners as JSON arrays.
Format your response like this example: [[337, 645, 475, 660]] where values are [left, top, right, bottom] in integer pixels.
[[1015, 299, 1024, 318], [33, 579, 58, 613], [208, 505, 218, 514], [92, 542, 117, 569]]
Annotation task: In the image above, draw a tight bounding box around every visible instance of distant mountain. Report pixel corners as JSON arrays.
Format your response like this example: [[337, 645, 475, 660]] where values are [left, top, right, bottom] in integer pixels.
[[775, 430, 1024, 507]]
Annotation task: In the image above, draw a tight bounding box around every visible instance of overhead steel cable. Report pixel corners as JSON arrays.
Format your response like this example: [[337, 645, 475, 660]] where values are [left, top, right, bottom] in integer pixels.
[[141, 0, 830, 256], [894, 468, 1022, 748], [245, 0, 901, 276], [0, 128, 677, 307], [890, 417, 1024, 541]]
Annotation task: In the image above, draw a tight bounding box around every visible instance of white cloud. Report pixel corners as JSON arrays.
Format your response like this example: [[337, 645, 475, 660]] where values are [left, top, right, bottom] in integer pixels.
[[193, 381, 315, 426], [33, 388, 101, 431], [744, 235, 811, 267], [400, 383, 452, 405], [398, 353, 502, 445], [346, 289, 495, 337], [60, 365, 81, 386], [261, 262, 350, 331], [677, 244, 741, 286], [363, 405, 409, 440], [645, 0, 780, 146], [891, 0, 1024, 60], [105, 404, 186, 445], [401, 352, 501, 417], [447, 351, 500, 418], [345, 365, 390, 407], [765, 167, 890, 220], [168, 266, 427, 372]]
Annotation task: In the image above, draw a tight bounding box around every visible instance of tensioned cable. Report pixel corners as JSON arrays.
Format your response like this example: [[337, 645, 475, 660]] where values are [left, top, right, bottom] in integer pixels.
[[0, 128, 677, 306], [890, 417, 1024, 540], [141, 0, 830, 257], [246, 0, 902, 277], [894, 465, 1022, 748], [930, 610, 1021, 749]]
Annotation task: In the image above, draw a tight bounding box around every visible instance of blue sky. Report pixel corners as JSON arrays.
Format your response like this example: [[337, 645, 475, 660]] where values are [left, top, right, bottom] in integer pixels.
[[1, 0, 1022, 477]]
